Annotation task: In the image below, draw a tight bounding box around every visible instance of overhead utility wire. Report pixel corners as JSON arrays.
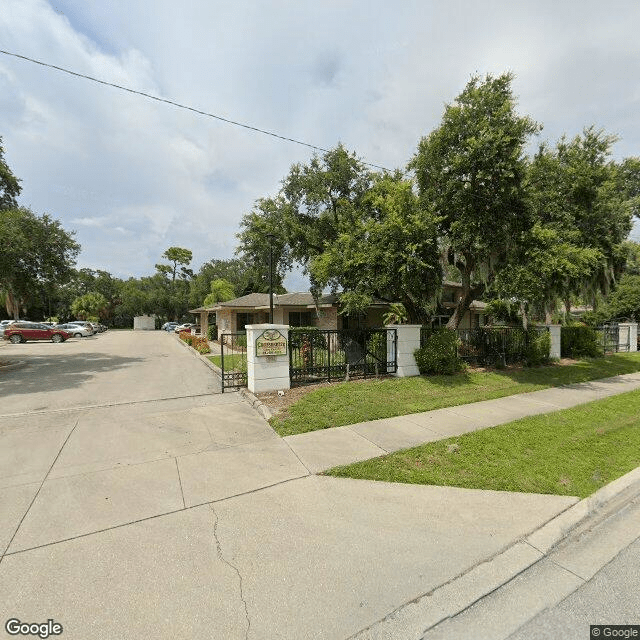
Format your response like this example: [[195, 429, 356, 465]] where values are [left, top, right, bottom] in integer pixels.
[[0, 49, 392, 172]]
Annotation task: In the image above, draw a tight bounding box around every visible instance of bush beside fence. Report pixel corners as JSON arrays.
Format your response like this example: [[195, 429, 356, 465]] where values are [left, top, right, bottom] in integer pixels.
[[416, 325, 550, 373], [561, 325, 601, 358]]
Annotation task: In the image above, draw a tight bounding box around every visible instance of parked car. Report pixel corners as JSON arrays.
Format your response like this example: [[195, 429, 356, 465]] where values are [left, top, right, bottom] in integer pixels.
[[174, 323, 194, 333], [162, 322, 179, 332], [55, 323, 94, 338], [67, 321, 96, 335], [4, 322, 71, 344]]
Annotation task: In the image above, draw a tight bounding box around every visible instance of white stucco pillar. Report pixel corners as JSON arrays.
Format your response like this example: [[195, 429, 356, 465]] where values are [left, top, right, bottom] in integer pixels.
[[386, 324, 421, 378], [546, 325, 561, 359], [618, 323, 638, 352], [245, 324, 291, 394]]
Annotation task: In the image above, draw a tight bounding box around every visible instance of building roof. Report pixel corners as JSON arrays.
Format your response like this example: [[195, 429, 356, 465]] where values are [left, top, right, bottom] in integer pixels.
[[190, 292, 391, 313]]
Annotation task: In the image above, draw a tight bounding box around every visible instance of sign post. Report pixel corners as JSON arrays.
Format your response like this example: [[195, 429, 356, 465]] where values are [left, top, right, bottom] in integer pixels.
[[245, 324, 290, 393]]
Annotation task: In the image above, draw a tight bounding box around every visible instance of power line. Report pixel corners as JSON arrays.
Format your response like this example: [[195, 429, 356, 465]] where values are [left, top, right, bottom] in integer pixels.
[[0, 48, 392, 172]]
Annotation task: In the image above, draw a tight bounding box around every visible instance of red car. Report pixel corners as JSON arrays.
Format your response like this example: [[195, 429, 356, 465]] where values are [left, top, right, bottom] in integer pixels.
[[3, 322, 71, 344]]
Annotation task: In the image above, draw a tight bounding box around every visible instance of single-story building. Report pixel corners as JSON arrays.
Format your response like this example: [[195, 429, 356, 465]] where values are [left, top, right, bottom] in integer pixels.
[[190, 282, 487, 336], [190, 292, 391, 337]]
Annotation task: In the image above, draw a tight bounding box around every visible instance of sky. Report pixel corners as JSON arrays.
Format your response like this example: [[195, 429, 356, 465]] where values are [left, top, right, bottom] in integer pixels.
[[1, 0, 639, 291]]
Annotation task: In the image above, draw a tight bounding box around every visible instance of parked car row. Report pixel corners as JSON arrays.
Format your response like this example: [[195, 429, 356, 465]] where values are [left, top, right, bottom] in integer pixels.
[[1, 320, 108, 344], [161, 322, 197, 334]]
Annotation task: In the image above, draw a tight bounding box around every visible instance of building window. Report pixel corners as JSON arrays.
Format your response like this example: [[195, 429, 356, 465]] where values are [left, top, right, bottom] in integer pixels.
[[288, 311, 315, 327], [236, 312, 254, 331]]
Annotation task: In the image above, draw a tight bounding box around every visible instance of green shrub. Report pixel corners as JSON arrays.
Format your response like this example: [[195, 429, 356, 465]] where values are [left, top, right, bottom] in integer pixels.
[[208, 324, 218, 341], [524, 328, 551, 366], [414, 329, 465, 375], [561, 325, 601, 358]]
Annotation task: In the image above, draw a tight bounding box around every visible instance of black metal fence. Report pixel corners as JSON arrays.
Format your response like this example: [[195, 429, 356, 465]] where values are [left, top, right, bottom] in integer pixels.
[[220, 332, 247, 392], [421, 325, 549, 367], [596, 324, 630, 353], [289, 328, 397, 387]]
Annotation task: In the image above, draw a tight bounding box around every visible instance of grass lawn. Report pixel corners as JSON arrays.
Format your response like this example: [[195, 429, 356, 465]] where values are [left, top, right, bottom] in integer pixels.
[[271, 353, 640, 436], [325, 389, 640, 498], [208, 354, 246, 372]]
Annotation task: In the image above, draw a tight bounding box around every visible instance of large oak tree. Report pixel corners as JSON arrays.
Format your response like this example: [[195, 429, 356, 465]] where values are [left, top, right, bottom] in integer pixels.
[[410, 73, 540, 329]]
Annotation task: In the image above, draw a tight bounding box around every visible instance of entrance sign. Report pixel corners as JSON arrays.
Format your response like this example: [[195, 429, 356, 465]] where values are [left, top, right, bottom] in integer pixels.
[[256, 329, 287, 356]]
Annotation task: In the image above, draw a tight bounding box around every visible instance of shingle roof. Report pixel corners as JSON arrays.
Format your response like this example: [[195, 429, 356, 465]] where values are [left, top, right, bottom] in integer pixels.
[[192, 292, 391, 312]]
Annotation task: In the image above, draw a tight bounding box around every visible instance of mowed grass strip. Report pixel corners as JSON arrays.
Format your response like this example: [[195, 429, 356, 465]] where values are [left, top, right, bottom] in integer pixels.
[[271, 353, 640, 436], [208, 354, 246, 372], [325, 389, 640, 498]]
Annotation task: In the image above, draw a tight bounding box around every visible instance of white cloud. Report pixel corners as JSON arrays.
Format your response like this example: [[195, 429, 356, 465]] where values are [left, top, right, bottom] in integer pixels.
[[0, 0, 639, 284]]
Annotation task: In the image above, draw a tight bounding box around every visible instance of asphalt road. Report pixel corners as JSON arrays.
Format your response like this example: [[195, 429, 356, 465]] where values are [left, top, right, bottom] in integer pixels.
[[420, 486, 640, 640]]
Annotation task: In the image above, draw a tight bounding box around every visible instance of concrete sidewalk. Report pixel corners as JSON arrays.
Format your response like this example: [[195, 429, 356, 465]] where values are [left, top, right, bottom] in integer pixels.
[[284, 372, 640, 473]]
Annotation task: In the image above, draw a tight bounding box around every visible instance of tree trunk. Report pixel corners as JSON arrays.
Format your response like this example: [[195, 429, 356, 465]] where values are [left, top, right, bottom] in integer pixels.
[[445, 268, 477, 330], [5, 289, 20, 320], [544, 301, 553, 325], [520, 301, 528, 330], [564, 297, 572, 323]]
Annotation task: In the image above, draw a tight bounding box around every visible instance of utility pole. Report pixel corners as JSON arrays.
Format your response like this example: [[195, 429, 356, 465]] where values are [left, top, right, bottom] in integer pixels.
[[266, 234, 275, 323]]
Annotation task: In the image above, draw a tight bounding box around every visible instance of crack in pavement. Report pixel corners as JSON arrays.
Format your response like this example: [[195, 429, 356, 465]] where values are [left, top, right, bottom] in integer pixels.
[[209, 503, 251, 640]]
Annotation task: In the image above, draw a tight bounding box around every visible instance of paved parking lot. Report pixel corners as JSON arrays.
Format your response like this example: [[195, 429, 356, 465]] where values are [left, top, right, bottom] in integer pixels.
[[0, 331, 577, 639]]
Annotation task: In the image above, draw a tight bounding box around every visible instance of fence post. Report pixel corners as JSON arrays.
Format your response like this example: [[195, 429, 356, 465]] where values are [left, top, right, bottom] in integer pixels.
[[546, 325, 561, 359], [386, 324, 421, 377], [618, 322, 638, 352], [245, 324, 291, 394]]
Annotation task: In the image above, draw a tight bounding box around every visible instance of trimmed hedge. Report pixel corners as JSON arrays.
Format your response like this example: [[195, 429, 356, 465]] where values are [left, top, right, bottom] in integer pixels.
[[561, 325, 601, 358], [414, 329, 465, 375]]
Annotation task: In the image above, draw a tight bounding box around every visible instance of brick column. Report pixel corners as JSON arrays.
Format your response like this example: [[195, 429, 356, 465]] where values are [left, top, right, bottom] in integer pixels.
[[386, 324, 421, 377], [245, 324, 291, 394]]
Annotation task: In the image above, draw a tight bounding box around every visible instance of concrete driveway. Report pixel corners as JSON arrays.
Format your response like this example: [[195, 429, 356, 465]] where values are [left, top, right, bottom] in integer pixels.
[[0, 331, 577, 639]]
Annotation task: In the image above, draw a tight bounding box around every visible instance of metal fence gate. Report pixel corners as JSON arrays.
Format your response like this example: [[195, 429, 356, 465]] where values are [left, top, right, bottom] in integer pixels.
[[289, 328, 397, 387], [219, 332, 247, 392], [597, 324, 630, 353]]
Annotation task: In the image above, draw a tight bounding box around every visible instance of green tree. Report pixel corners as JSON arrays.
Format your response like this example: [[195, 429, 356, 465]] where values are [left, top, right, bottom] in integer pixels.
[[607, 274, 640, 321], [203, 278, 235, 307], [410, 73, 540, 329], [71, 291, 108, 320], [0, 136, 21, 211], [157, 247, 193, 283], [189, 257, 284, 307], [155, 247, 193, 320], [620, 240, 640, 276], [311, 173, 442, 322], [237, 144, 374, 297], [0, 207, 80, 319], [518, 129, 635, 320]]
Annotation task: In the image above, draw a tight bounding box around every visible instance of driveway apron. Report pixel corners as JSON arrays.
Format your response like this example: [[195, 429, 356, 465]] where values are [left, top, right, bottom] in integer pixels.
[[0, 332, 578, 639]]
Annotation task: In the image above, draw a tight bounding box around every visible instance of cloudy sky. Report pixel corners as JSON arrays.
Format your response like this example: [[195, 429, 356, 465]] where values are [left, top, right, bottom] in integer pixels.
[[1, 0, 639, 290]]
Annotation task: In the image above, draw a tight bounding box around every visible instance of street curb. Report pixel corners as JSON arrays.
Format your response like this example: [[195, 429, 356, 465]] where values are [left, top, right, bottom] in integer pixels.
[[240, 388, 274, 421], [171, 332, 222, 378], [352, 465, 640, 640], [0, 360, 28, 372], [171, 334, 273, 420]]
